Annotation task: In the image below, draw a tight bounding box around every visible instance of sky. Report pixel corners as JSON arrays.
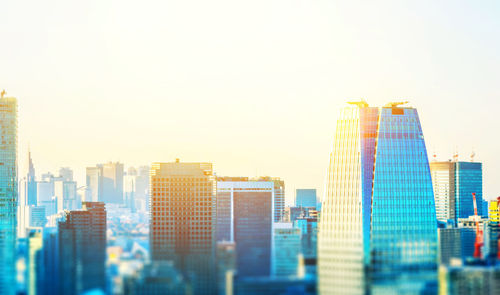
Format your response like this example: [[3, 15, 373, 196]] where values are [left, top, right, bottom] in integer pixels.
[[1, 0, 500, 203]]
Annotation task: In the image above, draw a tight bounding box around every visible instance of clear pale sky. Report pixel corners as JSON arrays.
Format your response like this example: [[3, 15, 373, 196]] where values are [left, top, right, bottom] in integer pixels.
[[1, 0, 499, 203]]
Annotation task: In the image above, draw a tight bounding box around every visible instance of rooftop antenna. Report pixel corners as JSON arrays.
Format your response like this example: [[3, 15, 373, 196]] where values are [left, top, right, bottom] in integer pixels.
[[384, 101, 409, 108], [432, 150, 437, 162], [453, 147, 459, 162], [470, 149, 476, 162], [1, 89, 5, 99], [347, 99, 369, 108]]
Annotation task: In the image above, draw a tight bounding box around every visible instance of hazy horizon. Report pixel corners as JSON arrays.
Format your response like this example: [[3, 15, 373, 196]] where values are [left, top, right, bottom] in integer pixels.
[[2, 0, 500, 202]]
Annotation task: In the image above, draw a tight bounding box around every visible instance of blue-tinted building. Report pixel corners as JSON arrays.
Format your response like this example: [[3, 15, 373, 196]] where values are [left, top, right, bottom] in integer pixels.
[[319, 102, 438, 294], [456, 162, 485, 219], [216, 180, 274, 278], [58, 202, 107, 294], [295, 189, 317, 208], [0, 92, 17, 295]]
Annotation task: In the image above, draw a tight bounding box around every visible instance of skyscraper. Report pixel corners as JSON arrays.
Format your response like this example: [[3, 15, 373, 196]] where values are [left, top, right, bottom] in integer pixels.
[[58, 202, 107, 294], [295, 189, 317, 208], [216, 179, 274, 278], [150, 160, 216, 294], [318, 102, 438, 294], [430, 160, 485, 224], [0, 91, 17, 295], [26, 150, 37, 205]]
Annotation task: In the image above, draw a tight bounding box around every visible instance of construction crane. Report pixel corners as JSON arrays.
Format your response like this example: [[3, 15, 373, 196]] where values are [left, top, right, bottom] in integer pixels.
[[384, 101, 409, 108], [472, 192, 484, 259], [347, 99, 369, 108]]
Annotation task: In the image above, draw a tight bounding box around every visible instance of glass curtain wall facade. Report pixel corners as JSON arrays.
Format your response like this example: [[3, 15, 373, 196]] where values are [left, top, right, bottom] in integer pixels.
[[0, 95, 17, 295], [216, 180, 274, 278], [455, 162, 484, 219], [150, 161, 217, 294], [318, 103, 438, 295]]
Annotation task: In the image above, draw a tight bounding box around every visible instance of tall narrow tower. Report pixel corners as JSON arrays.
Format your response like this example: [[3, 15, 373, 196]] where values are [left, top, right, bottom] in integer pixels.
[[318, 102, 438, 294], [26, 148, 37, 205], [0, 90, 18, 295]]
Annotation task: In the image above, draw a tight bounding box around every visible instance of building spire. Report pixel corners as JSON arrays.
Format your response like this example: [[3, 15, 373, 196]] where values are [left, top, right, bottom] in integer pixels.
[[1, 89, 5, 99]]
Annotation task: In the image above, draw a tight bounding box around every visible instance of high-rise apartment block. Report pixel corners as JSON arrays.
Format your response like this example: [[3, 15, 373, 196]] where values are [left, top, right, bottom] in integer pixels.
[[150, 160, 216, 294], [0, 92, 17, 295], [318, 102, 438, 294], [430, 160, 485, 224]]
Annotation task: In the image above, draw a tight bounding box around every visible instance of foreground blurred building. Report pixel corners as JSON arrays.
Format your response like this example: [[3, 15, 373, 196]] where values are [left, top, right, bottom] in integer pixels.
[[318, 102, 438, 294], [123, 261, 187, 295], [58, 202, 107, 294], [0, 91, 17, 295], [150, 160, 216, 294]]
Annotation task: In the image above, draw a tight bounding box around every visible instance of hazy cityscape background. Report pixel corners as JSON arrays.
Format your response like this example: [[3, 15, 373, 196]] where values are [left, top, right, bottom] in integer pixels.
[[2, 0, 500, 202]]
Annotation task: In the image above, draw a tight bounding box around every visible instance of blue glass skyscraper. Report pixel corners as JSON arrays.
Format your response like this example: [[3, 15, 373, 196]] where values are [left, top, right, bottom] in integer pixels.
[[318, 102, 438, 294], [0, 91, 17, 295], [455, 162, 484, 219]]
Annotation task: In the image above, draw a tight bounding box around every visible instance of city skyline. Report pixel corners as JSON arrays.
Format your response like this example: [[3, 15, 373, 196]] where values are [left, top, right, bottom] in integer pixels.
[[2, 1, 500, 202]]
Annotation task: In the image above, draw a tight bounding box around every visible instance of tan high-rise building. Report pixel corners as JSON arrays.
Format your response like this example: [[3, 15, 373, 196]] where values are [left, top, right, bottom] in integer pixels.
[[150, 159, 216, 294]]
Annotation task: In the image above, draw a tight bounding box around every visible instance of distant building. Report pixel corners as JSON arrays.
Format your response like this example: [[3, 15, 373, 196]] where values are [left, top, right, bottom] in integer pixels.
[[216, 179, 274, 278], [272, 223, 301, 277], [430, 160, 486, 224], [123, 166, 150, 213], [54, 178, 78, 211], [58, 202, 107, 294], [283, 206, 316, 223], [150, 160, 216, 294], [58, 167, 73, 182], [295, 189, 317, 208], [102, 162, 124, 204], [0, 92, 18, 295], [37, 176, 57, 215], [86, 162, 125, 204], [86, 166, 103, 202]]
